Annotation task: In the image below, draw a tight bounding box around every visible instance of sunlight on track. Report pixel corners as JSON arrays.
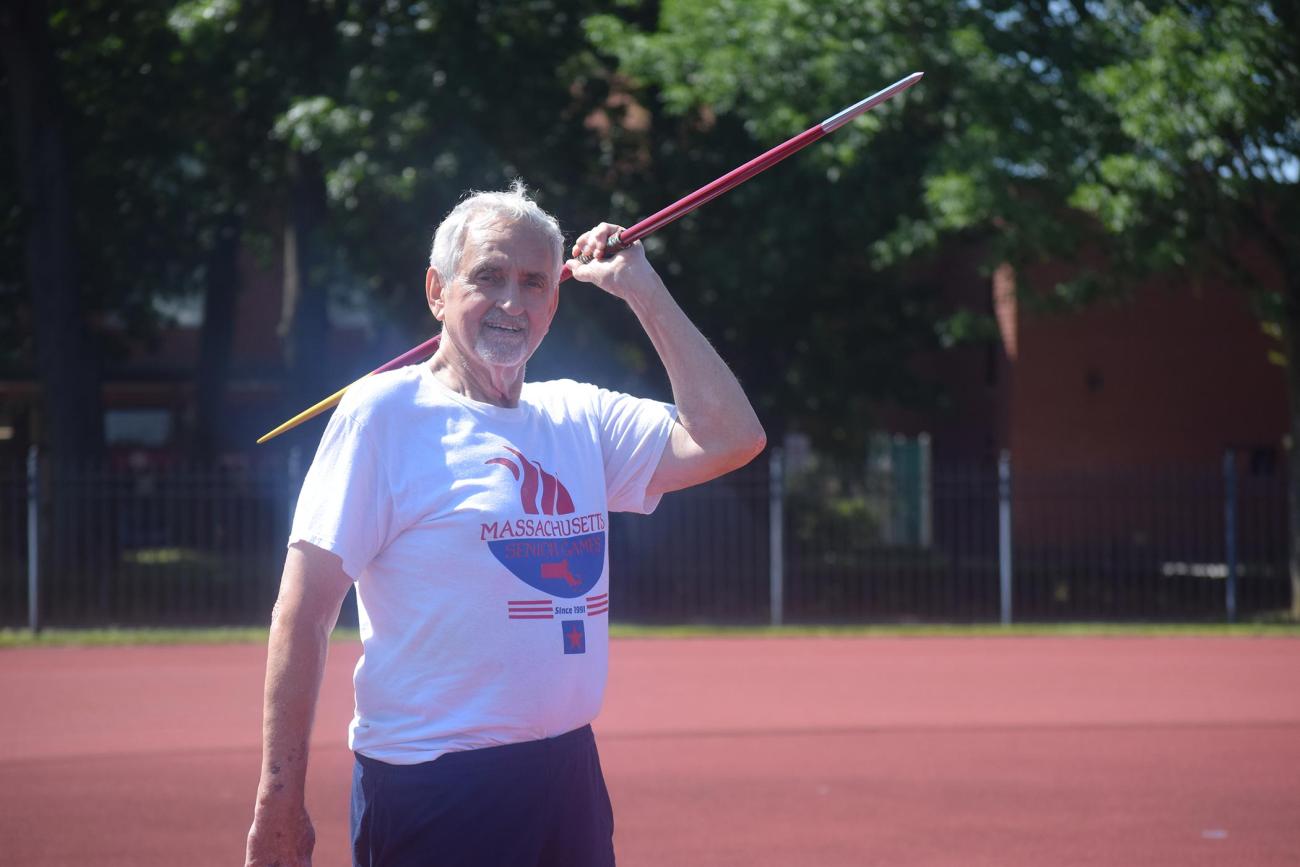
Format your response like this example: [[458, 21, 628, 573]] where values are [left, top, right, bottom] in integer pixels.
[[2, 637, 1298, 866]]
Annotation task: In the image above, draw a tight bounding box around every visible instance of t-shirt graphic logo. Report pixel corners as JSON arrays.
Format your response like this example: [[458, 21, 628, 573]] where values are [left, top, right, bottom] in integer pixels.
[[562, 620, 586, 654], [483, 445, 606, 600], [485, 447, 575, 515]]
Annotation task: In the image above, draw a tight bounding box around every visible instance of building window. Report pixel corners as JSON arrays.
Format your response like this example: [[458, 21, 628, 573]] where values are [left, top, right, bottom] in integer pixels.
[[105, 409, 173, 448]]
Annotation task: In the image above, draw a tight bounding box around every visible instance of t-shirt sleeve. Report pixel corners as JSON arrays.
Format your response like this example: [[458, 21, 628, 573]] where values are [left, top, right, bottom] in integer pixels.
[[594, 387, 678, 514], [288, 411, 394, 580]]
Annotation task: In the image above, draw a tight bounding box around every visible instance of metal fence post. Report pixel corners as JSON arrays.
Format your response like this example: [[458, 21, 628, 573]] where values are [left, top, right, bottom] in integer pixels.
[[26, 445, 40, 635], [769, 446, 784, 627], [1223, 450, 1238, 624], [998, 450, 1013, 625], [918, 432, 932, 548]]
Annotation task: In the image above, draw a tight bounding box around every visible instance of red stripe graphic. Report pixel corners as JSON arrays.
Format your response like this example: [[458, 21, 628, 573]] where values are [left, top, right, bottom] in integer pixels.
[[586, 593, 608, 603], [508, 596, 554, 620], [587, 606, 608, 617]]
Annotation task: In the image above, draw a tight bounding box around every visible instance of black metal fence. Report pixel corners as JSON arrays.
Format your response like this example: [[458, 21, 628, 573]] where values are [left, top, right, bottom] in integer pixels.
[[1, 457, 292, 628], [1011, 464, 1288, 620], [0, 460, 26, 626], [0, 448, 1290, 628], [609, 459, 771, 624], [781, 460, 1003, 622]]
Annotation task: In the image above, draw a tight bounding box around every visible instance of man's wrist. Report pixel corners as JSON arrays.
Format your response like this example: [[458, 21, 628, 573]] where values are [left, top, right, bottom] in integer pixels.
[[255, 779, 307, 811], [624, 274, 674, 318]]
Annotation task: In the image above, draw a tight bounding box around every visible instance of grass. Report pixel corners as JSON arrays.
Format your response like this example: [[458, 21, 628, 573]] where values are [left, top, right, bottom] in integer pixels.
[[1, 621, 1298, 648], [608, 622, 1300, 638], [0, 626, 283, 647]]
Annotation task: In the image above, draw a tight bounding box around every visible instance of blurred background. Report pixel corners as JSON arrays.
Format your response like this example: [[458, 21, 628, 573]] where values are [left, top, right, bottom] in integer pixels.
[[1, 0, 1296, 628]]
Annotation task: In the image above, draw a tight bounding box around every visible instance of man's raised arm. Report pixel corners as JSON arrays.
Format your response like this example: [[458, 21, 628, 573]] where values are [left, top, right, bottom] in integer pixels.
[[245, 542, 355, 867], [567, 223, 767, 497]]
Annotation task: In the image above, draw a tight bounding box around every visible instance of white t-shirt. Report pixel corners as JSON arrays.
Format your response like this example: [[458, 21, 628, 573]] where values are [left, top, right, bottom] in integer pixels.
[[289, 363, 676, 764]]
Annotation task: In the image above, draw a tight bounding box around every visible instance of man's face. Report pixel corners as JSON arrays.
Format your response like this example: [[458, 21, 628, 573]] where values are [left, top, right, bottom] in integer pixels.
[[427, 217, 560, 373]]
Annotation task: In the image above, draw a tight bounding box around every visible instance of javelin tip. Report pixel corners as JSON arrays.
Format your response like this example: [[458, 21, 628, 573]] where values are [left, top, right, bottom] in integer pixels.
[[820, 71, 925, 133]]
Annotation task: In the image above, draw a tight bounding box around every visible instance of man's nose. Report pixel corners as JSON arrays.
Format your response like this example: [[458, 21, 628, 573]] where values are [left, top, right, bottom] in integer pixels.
[[497, 280, 525, 313]]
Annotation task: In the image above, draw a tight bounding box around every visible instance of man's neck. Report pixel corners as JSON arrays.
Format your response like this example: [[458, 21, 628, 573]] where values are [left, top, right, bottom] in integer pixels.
[[428, 341, 526, 408]]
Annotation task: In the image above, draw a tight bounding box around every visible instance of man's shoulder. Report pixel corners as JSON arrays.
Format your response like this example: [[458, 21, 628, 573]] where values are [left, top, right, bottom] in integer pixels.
[[523, 378, 603, 414], [336, 365, 426, 427], [523, 377, 599, 399]]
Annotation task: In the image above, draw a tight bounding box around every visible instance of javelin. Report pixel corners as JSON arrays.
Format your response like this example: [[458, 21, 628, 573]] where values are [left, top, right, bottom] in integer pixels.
[[257, 71, 924, 444]]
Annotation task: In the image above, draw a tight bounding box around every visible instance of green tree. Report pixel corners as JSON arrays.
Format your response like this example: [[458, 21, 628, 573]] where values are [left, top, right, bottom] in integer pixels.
[[585, 1, 949, 446], [2, 0, 276, 459], [4, 0, 637, 459], [591, 0, 1300, 614], [916, 0, 1298, 614], [270, 1, 619, 336], [1, 0, 106, 459], [169, 0, 633, 428]]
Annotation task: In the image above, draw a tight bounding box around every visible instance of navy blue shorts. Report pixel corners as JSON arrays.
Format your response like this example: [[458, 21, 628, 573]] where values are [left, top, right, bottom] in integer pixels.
[[350, 725, 615, 867]]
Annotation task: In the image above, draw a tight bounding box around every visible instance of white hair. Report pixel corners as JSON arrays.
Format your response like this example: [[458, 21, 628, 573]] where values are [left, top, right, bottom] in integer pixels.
[[428, 180, 564, 282]]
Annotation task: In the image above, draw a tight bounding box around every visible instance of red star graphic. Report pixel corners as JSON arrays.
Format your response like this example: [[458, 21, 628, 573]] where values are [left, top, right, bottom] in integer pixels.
[[565, 626, 583, 649]]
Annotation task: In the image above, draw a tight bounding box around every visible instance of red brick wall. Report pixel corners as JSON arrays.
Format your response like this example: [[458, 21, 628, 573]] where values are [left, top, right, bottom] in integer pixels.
[[1009, 275, 1286, 476]]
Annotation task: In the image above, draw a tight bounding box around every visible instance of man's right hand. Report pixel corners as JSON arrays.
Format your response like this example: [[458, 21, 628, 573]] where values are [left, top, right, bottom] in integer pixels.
[[247, 543, 353, 866], [245, 804, 316, 867]]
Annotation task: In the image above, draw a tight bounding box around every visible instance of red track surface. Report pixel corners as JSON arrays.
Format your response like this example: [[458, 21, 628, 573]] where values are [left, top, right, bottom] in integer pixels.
[[2, 637, 1298, 866]]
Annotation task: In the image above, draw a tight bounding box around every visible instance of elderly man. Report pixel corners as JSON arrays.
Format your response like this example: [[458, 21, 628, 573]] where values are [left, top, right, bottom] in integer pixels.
[[245, 183, 764, 867]]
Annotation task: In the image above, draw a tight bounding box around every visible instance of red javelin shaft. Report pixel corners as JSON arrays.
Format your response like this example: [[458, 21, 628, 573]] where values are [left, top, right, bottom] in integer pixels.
[[383, 71, 923, 372], [610, 71, 924, 251], [257, 72, 923, 443]]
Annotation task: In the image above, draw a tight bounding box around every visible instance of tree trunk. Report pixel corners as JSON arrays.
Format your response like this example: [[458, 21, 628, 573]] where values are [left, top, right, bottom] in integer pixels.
[[0, 0, 104, 459], [278, 150, 332, 416], [192, 214, 242, 462]]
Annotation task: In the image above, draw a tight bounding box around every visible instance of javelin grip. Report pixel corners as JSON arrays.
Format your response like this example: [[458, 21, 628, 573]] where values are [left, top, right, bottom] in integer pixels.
[[577, 232, 627, 264]]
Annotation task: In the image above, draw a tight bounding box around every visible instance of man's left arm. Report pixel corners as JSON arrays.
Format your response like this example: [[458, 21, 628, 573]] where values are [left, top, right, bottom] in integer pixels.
[[568, 223, 767, 497]]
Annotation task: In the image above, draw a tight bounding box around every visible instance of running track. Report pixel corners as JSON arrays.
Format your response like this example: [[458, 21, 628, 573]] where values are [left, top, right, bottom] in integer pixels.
[[2, 637, 1298, 866]]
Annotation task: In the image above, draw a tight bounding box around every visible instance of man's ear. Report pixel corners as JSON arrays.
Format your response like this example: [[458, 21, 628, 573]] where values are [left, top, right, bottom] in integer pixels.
[[426, 266, 446, 321]]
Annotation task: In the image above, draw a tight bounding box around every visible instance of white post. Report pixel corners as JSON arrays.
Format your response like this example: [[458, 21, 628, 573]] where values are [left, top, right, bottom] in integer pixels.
[[27, 445, 40, 635], [919, 432, 933, 548], [998, 450, 1013, 625], [1223, 450, 1238, 624], [769, 446, 784, 627]]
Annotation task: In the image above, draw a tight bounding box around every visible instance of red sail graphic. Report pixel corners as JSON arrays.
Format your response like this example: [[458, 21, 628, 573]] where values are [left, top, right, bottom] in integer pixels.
[[485, 457, 519, 480], [538, 463, 558, 514], [486, 446, 577, 516], [554, 480, 574, 514], [505, 447, 540, 515]]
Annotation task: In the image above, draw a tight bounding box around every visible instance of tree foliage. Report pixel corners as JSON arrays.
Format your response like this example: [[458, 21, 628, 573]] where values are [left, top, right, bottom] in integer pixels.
[[5, 0, 1297, 461], [593, 0, 1297, 301], [583, 1, 952, 445], [590, 0, 1300, 609]]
